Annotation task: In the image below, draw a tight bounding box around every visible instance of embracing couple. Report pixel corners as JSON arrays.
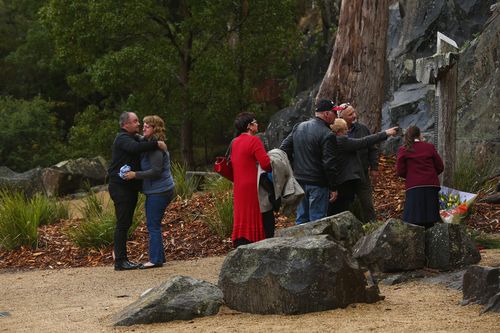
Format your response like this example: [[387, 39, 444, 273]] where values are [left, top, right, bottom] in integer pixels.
[[107, 111, 174, 271]]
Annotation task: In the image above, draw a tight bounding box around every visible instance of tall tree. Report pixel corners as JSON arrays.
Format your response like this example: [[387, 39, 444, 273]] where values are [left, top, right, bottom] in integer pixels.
[[316, 0, 389, 131], [41, 0, 300, 166]]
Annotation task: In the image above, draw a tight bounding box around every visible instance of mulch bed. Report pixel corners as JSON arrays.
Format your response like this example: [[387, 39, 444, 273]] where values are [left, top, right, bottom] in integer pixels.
[[0, 156, 498, 270]]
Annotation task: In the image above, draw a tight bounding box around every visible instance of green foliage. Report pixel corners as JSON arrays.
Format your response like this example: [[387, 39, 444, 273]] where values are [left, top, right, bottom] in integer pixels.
[[0, 96, 66, 171], [203, 175, 234, 239], [171, 162, 200, 200], [362, 220, 385, 235], [453, 153, 495, 193], [66, 192, 144, 249], [467, 229, 500, 249], [40, 0, 302, 165], [30, 193, 70, 226], [0, 191, 69, 250], [202, 174, 233, 193], [67, 105, 118, 159]]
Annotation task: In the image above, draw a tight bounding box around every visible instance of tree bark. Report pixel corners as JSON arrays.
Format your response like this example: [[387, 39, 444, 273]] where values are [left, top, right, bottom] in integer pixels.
[[316, 0, 389, 132], [180, 30, 194, 167]]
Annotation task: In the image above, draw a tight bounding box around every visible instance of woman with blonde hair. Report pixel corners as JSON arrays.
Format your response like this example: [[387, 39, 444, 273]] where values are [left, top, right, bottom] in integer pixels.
[[124, 115, 174, 268], [329, 118, 397, 216], [396, 126, 444, 228]]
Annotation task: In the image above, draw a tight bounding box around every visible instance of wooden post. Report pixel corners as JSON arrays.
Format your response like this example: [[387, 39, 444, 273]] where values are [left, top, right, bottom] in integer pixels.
[[415, 32, 459, 187]]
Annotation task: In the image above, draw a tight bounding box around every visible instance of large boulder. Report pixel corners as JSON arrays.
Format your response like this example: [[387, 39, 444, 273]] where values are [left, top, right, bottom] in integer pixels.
[[462, 265, 500, 314], [113, 275, 223, 326], [218, 235, 382, 315], [275, 211, 365, 251], [425, 223, 481, 271], [0, 156, 108, 197], [0, 166, 45, 198], [352, 219, 425, 272]]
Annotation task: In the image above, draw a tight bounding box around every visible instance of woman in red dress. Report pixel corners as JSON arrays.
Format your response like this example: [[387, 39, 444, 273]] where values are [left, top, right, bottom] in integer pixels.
[[231, 112, 272, 248]]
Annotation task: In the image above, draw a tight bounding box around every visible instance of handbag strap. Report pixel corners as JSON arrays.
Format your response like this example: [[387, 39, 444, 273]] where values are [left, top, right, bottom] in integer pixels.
[[225, 138, 235, 161]]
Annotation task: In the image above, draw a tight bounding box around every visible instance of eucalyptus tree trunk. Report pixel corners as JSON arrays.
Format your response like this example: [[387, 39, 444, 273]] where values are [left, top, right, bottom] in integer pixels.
[[316, 0, 389, 132]]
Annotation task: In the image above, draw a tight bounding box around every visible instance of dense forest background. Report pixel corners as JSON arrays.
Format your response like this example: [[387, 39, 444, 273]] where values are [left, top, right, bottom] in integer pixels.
[[0, 0, 340, 171]]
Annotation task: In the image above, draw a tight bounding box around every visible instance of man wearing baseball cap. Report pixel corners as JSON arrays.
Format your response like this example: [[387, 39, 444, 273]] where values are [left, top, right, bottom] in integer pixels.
[[280, 99, 339, 224]]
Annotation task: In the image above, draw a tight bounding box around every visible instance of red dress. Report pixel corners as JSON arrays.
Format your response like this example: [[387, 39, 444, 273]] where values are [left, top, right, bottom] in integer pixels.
[[231, 133, 271, 243]]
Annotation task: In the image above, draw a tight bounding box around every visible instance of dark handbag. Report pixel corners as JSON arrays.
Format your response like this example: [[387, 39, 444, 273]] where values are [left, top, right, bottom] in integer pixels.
[[214, 140, 234, 181]]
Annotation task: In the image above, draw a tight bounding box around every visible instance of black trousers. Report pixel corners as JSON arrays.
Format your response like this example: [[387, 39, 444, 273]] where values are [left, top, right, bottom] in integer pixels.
[[109, 183, 138, 263], [355, 170, 376, 223], [328, 179, 359, 216]]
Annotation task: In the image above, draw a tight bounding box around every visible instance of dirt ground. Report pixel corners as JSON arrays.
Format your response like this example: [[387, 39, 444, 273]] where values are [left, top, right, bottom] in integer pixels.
[[1, 250, 500, 333]]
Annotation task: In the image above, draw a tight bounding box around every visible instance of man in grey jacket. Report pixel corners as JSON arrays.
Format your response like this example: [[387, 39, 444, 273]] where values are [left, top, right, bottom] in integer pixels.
[[280, 99, 339, 224]]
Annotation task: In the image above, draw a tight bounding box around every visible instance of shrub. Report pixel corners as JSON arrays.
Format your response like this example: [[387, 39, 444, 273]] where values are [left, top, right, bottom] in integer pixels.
[[66, 192, 144, 249], [30, 193, 70, 226], [202, 175, 234, 238], [0, 191, 69, 250], [171, 161, 199, 200], [205, 190, 234, 239], [453, 153, 495, 193]]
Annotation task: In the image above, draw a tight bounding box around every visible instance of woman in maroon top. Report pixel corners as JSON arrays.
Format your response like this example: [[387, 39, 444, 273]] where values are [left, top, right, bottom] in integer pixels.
[[231, 112, 272, 247], [396, 126, 444, 227]]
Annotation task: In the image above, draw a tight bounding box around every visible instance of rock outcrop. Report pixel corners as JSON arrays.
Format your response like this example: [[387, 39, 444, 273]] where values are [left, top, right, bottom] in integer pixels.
[[0, 156, 108, 197]]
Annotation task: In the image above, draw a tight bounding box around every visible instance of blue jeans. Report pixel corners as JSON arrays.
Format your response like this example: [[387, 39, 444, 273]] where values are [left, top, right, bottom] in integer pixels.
[[296, 183, 329, 224], [145, 190, 174, 264]]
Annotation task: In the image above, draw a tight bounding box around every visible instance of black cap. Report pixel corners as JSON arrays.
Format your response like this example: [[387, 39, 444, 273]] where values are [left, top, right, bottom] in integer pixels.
[[315, 99, 336, 112]]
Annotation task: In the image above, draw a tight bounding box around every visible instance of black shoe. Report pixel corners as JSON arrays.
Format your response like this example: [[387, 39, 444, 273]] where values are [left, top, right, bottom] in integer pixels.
[[114, 260, 141, 271]]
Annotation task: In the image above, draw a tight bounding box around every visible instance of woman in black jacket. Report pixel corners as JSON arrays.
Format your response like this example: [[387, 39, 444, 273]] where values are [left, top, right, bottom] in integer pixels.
[[329, 119, 397, 216]]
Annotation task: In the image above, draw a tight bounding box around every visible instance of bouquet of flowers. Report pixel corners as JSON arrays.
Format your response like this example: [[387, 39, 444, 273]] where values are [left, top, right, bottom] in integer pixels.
[[439, 186, 477, 224]]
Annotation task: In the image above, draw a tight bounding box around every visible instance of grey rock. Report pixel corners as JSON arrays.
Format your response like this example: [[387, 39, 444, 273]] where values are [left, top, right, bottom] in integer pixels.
[[381, 274, 407, 286], [423, 269, 466, 291], [0, 167, 45, 198], [353, 219, 425, 272], [462, 265, 500, 306], [425, 223, 481, 271], [0, 156, 108, 197], [218, 235, 382, 314], [275, 211, 365, 251], [113, 275, 223, 326], [481, 292, 500, 314]]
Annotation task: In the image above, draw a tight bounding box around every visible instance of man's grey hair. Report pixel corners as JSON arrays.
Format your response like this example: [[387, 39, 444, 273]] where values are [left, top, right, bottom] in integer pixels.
[[119, 112, 130, 127]]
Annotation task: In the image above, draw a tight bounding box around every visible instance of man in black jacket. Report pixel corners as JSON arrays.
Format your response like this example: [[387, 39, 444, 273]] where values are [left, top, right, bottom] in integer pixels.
[[280, 99, 338, 224], [338, 103, 378, 223], [108, 112, 166, 271]]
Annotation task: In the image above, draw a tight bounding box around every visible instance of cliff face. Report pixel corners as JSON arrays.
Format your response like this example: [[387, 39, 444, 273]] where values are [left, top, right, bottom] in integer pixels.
[[266, 0, 498, 170], [456, 8, 499, 167]]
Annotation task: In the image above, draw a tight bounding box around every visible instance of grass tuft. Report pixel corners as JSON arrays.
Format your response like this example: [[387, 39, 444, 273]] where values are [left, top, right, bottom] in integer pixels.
[[66, 192, 144, 249], [171, 162, 199, 200], [0, 191, 69, 250], [202, 175, 234, 239]]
